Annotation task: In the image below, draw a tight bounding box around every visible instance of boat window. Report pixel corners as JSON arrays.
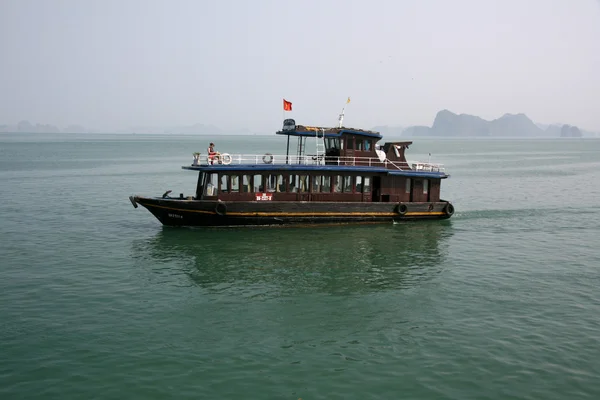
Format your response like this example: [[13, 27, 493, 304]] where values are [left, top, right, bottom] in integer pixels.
[[204, 173, 218, 196], [267, 175, 275, 192], [347, 137, 354, 150], [405, 178, 411, 193], [364, 140, 372, 151], [321, 175, 331, 192], [220, 174, 229, 193], [333, 176, 342, 193], [325, 138, 340, 150], [363, 177, 371, 193], [289, 174, 297, 192], [356, 139, 363, 151], [356, 176, 363, 193], [231, 175, 239, 192], [267, 174, 285, 192], [253, 174, 263, 192], [423, 179, 429, 195], [290, 174, 309, 192], [242, 175, 251, 193], [343, 176, 353, 193], [312, 175, 321, 192], [298, 175, 309, 192]]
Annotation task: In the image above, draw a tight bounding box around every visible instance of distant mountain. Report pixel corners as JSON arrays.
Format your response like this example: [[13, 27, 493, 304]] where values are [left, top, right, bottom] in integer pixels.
[[402, 125, 432, 136], [0, 120, 94, 133], [371, 125, 405, 136], [0, 121, 250, 135], [560, 124, 582, 137], [401, 110, 591, 137], [0, 120, 61, 133]]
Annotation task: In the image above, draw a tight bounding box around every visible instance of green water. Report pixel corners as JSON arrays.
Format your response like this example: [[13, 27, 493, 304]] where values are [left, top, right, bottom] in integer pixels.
[[1, 133, 600, 399]]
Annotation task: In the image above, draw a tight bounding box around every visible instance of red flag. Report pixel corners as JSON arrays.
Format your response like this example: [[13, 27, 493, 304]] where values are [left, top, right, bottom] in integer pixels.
[[283, 99, 292, 111]]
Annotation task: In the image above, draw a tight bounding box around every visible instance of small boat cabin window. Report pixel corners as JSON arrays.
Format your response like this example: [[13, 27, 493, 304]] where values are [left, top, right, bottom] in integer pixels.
[[231, 175, 239, 192], [253, 174, 263, 192], [347, 137, 354, 150], [364, 140, 372, 151], [356, 139, 363, 151], [423, 179, 429, 195], [405, 178, 411, 193], [343, 176, 353, 193], [312, 176, 321, 192], [220, 175, 229, 193], [321, 176, 331, 192], [242, 175, 251, 193], [267, 174, 285, 192], [325, 138, 341, 150], [363, 176, 371, 193], [299, 175, 309, 192], [356, 176, 363, 192], [289, 175, 309, 192], [334, 176, 342, 193], [204, 173, 218, 196]]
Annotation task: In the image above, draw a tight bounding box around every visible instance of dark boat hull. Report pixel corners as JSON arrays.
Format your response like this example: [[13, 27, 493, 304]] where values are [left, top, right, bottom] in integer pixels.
[[130, 196, 454, 227]]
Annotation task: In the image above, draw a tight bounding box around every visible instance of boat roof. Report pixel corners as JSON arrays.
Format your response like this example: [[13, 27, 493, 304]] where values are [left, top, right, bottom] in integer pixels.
[[182, 164, 448, 179], [276, 125, 382, 139]]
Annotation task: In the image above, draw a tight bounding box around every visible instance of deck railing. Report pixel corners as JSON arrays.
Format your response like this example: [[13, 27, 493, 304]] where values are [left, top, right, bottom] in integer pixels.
[[196, 153, 445, 172]]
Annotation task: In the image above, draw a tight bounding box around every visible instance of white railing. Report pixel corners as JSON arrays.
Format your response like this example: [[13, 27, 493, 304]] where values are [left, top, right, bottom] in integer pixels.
[[411, 162, 445, 173], [195, 153, 444, 172]]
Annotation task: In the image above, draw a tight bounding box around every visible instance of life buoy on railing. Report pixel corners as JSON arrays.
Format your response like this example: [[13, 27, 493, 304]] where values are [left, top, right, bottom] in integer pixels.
[[220, 153, 232, 165], [215, 202, 227, 216], [262, 153, 273, 164], [444, 203, 454, 216], [395, 203, 408, 216]]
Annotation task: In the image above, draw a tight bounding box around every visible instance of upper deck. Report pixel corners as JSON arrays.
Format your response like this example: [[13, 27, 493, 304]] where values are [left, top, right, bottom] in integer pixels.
[[183, 119, 449, 179], [183, 153, 448, 179]]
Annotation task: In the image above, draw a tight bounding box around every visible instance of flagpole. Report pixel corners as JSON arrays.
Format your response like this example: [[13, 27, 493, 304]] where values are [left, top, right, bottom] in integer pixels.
[[338, 97, 350, 128]]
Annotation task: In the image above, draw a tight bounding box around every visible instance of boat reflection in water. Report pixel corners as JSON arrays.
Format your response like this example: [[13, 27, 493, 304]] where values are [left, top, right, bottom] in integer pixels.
[[131, 221, 453, 296]]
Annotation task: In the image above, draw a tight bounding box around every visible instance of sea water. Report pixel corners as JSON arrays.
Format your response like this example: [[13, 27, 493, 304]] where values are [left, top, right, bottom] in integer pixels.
[[1, 133, 599, 399]]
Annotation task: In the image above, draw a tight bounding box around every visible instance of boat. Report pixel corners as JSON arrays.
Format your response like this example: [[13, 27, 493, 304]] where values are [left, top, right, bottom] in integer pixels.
[[129, 117, 454, 227]]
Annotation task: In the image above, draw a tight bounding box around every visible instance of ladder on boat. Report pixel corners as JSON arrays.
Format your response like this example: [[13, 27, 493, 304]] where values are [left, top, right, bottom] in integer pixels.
[[315, 128, 326, 165]]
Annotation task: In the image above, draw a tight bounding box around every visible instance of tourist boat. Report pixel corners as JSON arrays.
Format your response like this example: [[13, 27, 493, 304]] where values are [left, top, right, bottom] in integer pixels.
[[129, 118, 454, 226]]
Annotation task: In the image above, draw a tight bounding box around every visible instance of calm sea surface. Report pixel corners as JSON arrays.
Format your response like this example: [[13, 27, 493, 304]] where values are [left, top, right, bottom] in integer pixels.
[[1, 133, 600, 399]]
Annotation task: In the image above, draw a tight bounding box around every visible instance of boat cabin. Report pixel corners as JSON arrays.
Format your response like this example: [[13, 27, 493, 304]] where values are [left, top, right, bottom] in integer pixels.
[[184, 119, 448, 205]]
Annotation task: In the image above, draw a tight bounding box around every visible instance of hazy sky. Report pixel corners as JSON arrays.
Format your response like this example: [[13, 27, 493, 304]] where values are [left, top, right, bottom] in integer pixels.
[[1, 0, 599, 132]]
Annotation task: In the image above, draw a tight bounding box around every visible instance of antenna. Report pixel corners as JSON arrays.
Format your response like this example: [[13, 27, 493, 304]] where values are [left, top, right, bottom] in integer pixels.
[[337, 97, 351, 128]]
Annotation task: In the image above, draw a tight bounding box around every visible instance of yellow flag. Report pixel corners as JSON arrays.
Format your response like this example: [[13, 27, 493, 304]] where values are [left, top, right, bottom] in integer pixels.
[[347, 97, 351, 104]]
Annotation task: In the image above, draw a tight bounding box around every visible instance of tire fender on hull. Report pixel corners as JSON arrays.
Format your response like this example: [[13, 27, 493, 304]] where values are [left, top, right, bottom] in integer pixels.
[[215, 202, 227, 216], [444, 202, 455, 216], [395, 203, 408, 216]]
